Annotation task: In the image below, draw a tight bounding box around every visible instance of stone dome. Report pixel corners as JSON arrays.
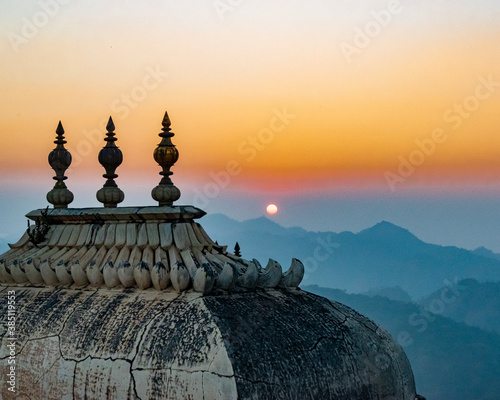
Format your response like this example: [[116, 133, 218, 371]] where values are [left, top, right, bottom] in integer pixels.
[[0, 285, 416, 400]]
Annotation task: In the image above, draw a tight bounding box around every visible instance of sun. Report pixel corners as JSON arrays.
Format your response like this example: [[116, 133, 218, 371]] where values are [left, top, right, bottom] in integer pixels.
[[266, 204, 278, 215]]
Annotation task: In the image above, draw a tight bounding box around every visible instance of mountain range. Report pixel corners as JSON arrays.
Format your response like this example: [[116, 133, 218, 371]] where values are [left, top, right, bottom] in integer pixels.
[[304, 284, 500, 400], [202, 214, 500, 299], [419, 278, 500, 334]]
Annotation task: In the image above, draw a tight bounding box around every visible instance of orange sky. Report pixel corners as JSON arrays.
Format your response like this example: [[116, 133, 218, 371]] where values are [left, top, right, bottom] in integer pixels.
[[1, 1, 500, 198]]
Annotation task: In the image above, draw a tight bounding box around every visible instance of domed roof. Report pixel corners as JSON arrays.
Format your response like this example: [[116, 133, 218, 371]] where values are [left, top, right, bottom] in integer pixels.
[[0, 112, 423, 399], [0, 286, 416, 400]]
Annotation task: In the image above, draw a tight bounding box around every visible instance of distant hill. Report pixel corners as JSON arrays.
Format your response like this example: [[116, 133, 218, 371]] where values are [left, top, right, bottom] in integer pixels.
[[472, 246, 500, 261], [303, 284, 500, 400], [202, 214, 500, 298], [419, 279, 500, 334], [363, 286, 413, 303]]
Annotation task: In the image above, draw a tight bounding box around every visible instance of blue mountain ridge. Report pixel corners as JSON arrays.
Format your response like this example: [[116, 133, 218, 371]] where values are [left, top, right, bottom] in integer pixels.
[[202, 214, 500, 299], [304, 284, 500, 400]]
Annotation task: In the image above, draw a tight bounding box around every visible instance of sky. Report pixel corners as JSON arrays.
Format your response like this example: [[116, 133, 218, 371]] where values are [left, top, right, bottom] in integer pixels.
[[1, 0, 500, 251]]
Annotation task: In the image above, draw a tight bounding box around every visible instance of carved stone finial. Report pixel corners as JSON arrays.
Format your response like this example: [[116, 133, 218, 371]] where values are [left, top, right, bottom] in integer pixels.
[[234, 242, 241, 257], [96, 116, 124, 208], [151, 111, 181, 206], [47, 121, 74, 209]]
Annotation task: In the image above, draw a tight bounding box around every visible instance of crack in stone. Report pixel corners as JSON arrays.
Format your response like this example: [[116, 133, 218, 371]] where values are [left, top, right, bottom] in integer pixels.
[[202, 372, 205, 400], [64, 354, 123, 363], [72, 362, 77, 400], [58, 352, 143, 400], [56, 289, 99, 362], [131, 366, 226, 400], [21, 335, 75, 391], [307, 336, 337, 352], [0, 331, 57, 361], [58, 289, 99, 335], [129, 292, 181, 365], [128, 358, 142, 400], [33, 347, 65, 385], [131, 366, 233, 377], [322, 294, 381, 336], [158, 293, 210, 369], [205, 349, 217, 373], [201, 295, 238, 382], [204, 344, 227, 377], [127, 292, 181, 400]]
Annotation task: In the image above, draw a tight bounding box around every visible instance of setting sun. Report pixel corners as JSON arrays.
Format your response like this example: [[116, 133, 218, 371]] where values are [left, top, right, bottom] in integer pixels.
[[266, 204, 278, 215]]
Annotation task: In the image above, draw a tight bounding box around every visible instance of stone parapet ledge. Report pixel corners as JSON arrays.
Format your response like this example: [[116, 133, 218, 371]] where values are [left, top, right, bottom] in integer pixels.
[[26, 206, 207, 224]]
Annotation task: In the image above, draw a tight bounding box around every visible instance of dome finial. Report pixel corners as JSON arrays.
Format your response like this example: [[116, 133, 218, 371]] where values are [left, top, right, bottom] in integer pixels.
[[106, 115, 116, 132], [151, 111, 181, 206], [96, 116, 124, 208], [162, 111, 171, 129], [56, 121, 65, 142], [47, 121, 74, 209], [234, 242, 241, 257]]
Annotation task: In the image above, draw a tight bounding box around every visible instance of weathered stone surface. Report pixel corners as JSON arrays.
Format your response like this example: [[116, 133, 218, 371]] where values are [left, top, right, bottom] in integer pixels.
[[206, 290, 416, 400], [0, 287, 417, 399]]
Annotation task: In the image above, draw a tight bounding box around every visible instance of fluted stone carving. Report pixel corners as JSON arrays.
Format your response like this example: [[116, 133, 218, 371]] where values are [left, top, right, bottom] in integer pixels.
[[0, 207, 305, 294]]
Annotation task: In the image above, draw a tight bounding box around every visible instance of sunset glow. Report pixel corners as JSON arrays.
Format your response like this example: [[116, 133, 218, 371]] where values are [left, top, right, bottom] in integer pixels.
[[1, 1, 500, 251], [1, 1, 499, 195]]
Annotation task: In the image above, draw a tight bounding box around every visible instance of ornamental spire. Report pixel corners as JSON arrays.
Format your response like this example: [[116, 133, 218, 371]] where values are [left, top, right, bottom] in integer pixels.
[[47, 121, 74, 209], [96, 117, 124, 208], [151, 111, 181, 206], [234, 242, 241, 257]]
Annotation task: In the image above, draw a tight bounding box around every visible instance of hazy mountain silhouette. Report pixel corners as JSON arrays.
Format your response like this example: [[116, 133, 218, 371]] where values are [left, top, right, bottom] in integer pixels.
[[203, 214, 500, 298], [363, 286, 413, 303], [472, 246, 500, 261], [357, 221, 421, 245], [419, 278, 500, 334], [304, 285, 500, 400]]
